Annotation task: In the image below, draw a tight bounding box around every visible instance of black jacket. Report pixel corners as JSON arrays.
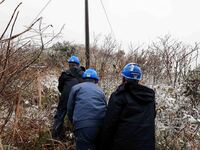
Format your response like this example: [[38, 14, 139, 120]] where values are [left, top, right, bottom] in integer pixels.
[[58, 67, 83, 93], [52, 67, 83, 139], [57, 67, 83, 109], [100, 82, 156, 150]]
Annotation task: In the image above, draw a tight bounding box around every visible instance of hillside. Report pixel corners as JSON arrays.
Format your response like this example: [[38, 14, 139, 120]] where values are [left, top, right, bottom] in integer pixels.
[[0, 1, 200, 149]]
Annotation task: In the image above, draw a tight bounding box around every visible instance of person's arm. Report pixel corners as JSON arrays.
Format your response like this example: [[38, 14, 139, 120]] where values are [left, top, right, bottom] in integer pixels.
[[154, 93, 156, 118], [67, 87, 77, 123], [58, 72, 66, 93], [102, 92, 108, 106], [100, 93, 125, 149]]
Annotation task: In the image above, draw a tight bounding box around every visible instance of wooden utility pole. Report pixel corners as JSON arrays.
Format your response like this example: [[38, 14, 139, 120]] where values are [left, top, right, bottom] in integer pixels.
[[85, 0, 90, 68]]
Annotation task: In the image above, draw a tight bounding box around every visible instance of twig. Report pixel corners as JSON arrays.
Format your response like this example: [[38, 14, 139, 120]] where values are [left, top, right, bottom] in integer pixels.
[[0, 138, 3, 150], [44, 24, 65, 46], [0, 17, 41, 43], [0, 40, 30, 64], [39, 19, 44, 50], [0, 2, 22, 40], [0, 46, 43, 94], [48, 139, 66, 149], [0, 11, 20, 81], [0, 0, 5, 5], [0, 105, 13, 134], [191, 124, 200, 139]]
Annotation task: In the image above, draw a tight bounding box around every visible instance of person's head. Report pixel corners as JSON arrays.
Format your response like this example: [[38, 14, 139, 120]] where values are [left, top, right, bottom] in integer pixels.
[[121, 63, 142, 84], [70, 67, 84, 80], [82, 68, 99, 84], [68, 55, 80, 69]]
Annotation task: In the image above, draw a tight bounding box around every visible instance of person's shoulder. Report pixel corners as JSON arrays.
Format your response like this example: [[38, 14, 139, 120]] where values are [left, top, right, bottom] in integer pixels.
[[71, 82, 82, 91], [80, 82, 97, 89], [107, 84, 126, 102], [109, 85, 126, 104], [69, 67, 83, 78], [60, 69, 71, 76], [115, 84, 126, 95], [95, 84, 105, 94], [59, 69, 74, 80], [139, 84, 155, 94], [80, 82, 103, 93]]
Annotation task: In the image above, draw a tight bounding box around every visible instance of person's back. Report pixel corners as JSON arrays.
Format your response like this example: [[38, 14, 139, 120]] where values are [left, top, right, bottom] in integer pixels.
[[57, 67, 83, 108], [68, 82, 106, 129], [67, 68, 107, 150], [52, 55, 84, 140], [100, 63, 156, 150]]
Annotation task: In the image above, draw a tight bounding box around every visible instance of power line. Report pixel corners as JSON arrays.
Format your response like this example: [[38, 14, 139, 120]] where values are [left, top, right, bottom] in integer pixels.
[[99, 0, 116, 39], [32, 0, 53, 24]]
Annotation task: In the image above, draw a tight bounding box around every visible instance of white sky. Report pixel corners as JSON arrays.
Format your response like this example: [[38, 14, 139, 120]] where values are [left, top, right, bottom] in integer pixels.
[[1, 0, 200, 49]]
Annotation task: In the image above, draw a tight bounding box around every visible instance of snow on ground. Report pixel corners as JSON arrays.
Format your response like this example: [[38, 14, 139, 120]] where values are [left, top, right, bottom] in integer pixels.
[[41, 74, 59, 92], [40, 74, 200, 133], [41, 74, 200, 126]]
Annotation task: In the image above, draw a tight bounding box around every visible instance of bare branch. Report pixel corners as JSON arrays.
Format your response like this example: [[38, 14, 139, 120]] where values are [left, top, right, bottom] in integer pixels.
[[0, 0, 5, 5], [0, 2, 22, 40], [44, 24, 65, 46], [0, 11, 20, 81], [0, 17, 41, 43], [0, 40, 30, 63], [39, 19, 44, 50]]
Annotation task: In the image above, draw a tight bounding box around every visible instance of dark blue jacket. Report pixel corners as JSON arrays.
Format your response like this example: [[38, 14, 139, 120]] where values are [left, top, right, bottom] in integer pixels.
[[67, 82, 107, 130]]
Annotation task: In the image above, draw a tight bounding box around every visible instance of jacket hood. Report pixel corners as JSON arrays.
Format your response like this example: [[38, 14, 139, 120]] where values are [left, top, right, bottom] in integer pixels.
[[69, 67, 83, 78], [117, 82, 155, 103], [62, 67, 83, 79]]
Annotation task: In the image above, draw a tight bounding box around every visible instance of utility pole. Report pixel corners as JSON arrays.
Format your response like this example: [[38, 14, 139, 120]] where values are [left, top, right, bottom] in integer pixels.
[[85, 0, 90, 68]]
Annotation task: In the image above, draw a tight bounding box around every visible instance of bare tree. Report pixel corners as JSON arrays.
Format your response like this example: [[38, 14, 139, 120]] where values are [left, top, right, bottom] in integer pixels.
[[149, 35, 199, 86], [0, 2, 63, 140], [91, 35, 117, 79]]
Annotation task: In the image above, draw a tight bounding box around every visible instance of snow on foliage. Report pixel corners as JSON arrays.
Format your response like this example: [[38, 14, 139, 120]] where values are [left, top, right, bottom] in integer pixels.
[[42, 74, 59, 93], [154, 84, 200, 149]]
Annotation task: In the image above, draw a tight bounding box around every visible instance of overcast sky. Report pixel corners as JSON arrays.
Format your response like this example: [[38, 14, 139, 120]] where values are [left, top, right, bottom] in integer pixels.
[[1, 0, 200, 49]]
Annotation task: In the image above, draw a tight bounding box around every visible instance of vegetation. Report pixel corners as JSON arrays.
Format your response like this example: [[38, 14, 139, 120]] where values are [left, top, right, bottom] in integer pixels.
[[0, 1, 200, 150]]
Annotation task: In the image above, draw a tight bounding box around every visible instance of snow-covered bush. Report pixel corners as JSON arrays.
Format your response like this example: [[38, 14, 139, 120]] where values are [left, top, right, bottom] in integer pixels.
[[155, 84, 200, 150], [183, 68, 200, 106]]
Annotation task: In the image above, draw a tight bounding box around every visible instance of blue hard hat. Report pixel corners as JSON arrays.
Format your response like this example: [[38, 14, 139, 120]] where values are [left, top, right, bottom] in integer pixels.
[[68, 55, 80, 65], [82, 68, 99, 81], [121, 63, 142, 80]]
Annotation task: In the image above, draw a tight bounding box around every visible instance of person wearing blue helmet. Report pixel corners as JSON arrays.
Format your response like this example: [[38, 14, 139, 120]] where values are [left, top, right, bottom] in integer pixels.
[[100, 63, 156, 150], [52, 55, 85, 140], [121, 63, 142, 80], [67, 68, 107, 150], [68, 55, 80, 66]]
